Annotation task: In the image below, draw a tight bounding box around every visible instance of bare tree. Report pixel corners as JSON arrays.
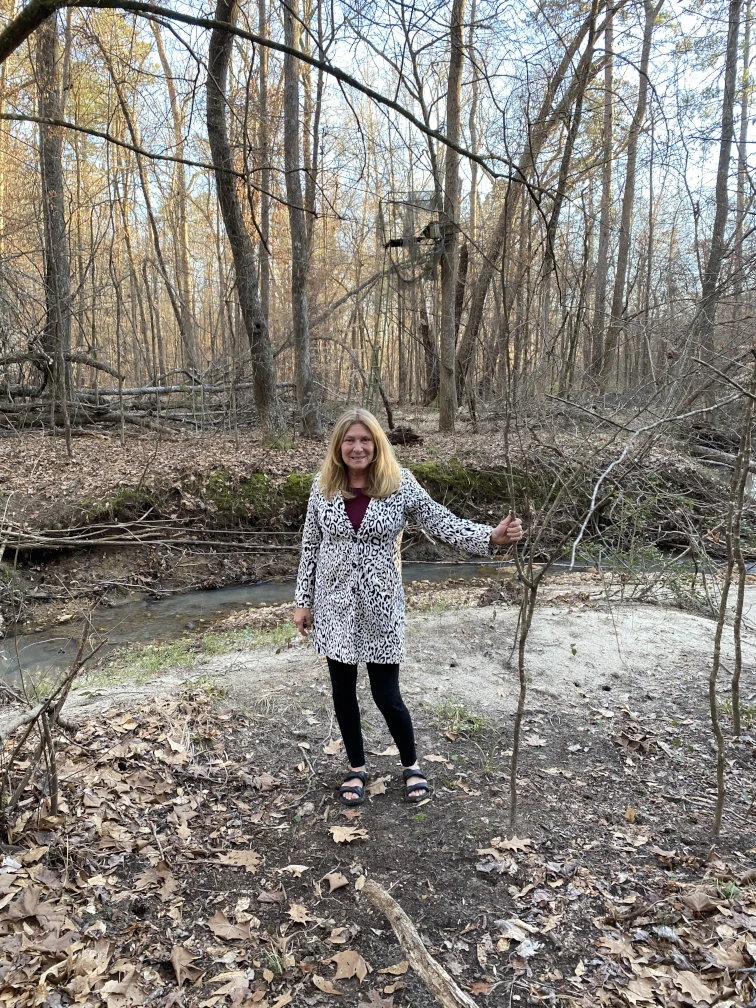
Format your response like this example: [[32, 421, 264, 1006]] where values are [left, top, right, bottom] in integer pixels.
[[36, 12, 72, 444], [207, 0, 284, 435], [283, 0, 321, 437]]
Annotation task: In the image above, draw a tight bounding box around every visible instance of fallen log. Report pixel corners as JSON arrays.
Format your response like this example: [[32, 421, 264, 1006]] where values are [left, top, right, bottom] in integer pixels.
[[362, 879, 477, 1008], [689, 444, 756, 472]]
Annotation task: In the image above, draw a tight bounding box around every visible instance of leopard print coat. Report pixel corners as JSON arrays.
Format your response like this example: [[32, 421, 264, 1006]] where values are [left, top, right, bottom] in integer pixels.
[[295, 468, 495, 663]]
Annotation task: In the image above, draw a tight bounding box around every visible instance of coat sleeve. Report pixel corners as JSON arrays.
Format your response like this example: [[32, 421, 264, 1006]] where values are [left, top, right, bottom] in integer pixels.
[[402, 469, 495, 556], [295, 483, 322, 608]]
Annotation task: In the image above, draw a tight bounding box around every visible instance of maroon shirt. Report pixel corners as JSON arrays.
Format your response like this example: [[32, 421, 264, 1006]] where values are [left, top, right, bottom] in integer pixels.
[[344, 488, 371, 532]]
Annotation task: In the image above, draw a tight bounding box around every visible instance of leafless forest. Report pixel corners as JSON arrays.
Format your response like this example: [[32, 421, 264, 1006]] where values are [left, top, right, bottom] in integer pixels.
[[0, 0, 752, 441]]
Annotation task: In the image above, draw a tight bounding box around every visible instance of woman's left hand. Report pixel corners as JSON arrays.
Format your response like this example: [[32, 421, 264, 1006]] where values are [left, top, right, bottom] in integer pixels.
[[491, 511, 524, 546]]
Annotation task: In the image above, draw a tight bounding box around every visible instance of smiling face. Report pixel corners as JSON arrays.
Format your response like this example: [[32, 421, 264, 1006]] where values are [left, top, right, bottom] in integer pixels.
[[341, 423, 375, 477]]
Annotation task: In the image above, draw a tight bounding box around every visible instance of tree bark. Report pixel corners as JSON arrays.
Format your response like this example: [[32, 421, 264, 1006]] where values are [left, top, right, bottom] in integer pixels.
[[696, 0, 742, 363], [258, 0, 271, 331], [206, 0, 284, 434], [591, 7, 614, 378], [438, 0, 465, 432], [603, 0, 662, 384], [36, 12, 72, 433], [283, 0, 321, 437], [151, 21, 199, 372]]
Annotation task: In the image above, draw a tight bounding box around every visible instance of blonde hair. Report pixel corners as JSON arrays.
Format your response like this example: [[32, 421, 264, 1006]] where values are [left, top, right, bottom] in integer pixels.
[[319, 407, 402, 500]]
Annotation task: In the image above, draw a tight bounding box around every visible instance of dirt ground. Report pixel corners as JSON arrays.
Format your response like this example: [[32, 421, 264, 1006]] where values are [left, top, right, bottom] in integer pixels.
[[0, 584, 736, 1007]]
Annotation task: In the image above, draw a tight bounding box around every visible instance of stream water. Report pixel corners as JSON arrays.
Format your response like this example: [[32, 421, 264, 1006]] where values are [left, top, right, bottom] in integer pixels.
[[1, 560, 539, 684]]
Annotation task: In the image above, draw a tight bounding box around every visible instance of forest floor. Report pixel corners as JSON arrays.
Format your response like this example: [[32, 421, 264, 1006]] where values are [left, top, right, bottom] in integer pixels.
[[3, 577, 755, 1008]]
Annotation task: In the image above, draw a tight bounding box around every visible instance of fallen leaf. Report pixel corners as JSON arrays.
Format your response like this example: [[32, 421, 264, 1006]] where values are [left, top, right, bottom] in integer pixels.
[[171, 945, 204, 986], [682, 890, 720, 916], [358, 992, 393, 1008], [216, 850, 261, 873], [329, 825, 369, 844], [423, 754, 448, 763], [210, 970, 249, 996], [325, 949, 371, 981], [271, 993, 293, 1008], [257, 887, 285, 903], [470, 981, 492, 995], [206, 910, 250, 941], [281, 864, 310, 877], [369, 745, 399, 756], [288, 902, 314, 923], [524, 734, 546, 746], [574, 959, 585, 977], [377, 961, 408, 976], [324, 871, 349, 892], [517, 938, 542, 959], [671, 970, 716, 1005], [493, 836, 532, 852], [625, 806, 636, 824], [355, 875, 366, 891], [313, 974, 341, 995], [366, 777, 388, 796], [323, 739, 343, 755]]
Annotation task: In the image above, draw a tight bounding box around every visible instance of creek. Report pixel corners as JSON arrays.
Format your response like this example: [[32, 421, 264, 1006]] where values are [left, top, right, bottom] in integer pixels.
[[1, 560, 545, 684]]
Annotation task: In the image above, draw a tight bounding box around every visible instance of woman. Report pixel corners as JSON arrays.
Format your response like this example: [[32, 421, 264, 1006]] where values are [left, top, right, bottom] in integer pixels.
[[293, 407, 523, 805]]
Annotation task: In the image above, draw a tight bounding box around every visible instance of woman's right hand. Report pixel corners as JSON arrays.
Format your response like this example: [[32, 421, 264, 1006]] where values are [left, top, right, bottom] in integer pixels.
[[293, 607, 313, 635]]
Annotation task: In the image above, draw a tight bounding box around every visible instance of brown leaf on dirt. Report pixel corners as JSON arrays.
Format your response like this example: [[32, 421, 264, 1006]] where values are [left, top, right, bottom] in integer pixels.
[[206, 910, 250, 941], [323, 739, 343, 755], [257, 888, 285, 903], [492, 836, 531, 852], [281, 864, 310, 877], [681, 891, 720, 916], [470, 981, 493, 995], [671, 970, 716, 1005], [210, 970, 249, 996], [215, 849, 261, 873], [358, 993, 393, 1008], [325, 949, 371, 981], [377, 961, 408, 976], [369, 745, 399, 756], [324, 871, 349, 892], [366, 777, 388, 796], [625, 806, 636, 823], [271, 992, 293, 1008], [288, 902, 314, 923], [313, 974, 341, 995], [423, 754, 448, 763], [170, 945, 204, 986], [329, 825, 369, 843]]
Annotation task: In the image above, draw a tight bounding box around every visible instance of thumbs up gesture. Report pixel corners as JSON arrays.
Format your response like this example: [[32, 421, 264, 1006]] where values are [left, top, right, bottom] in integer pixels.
[[491, 511, 523, 546]]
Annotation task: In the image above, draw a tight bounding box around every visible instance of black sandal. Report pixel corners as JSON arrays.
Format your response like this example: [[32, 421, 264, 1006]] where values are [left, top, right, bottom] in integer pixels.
[[403, 768, 431, 803], [339, 770, 367, 806]]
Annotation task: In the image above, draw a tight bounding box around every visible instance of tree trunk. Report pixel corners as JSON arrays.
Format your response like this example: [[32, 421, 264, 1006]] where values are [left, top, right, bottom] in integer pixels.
[[151, 21, 199, 372], [258, 0, 271, 331], [420, 292, 439, 405], [206, 0, 284, 435], [438, 0, 465, 432], [36, 12, 72, 429], [734, 0, 752, 308], [591, 7, 614, 378], [283, 0, 321, 437], [603, 0, 662, 384], [696, 0, 742, 361]]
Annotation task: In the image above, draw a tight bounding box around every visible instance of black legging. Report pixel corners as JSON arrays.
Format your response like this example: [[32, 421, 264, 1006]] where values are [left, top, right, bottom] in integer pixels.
[[326, 658, 416, 768]]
